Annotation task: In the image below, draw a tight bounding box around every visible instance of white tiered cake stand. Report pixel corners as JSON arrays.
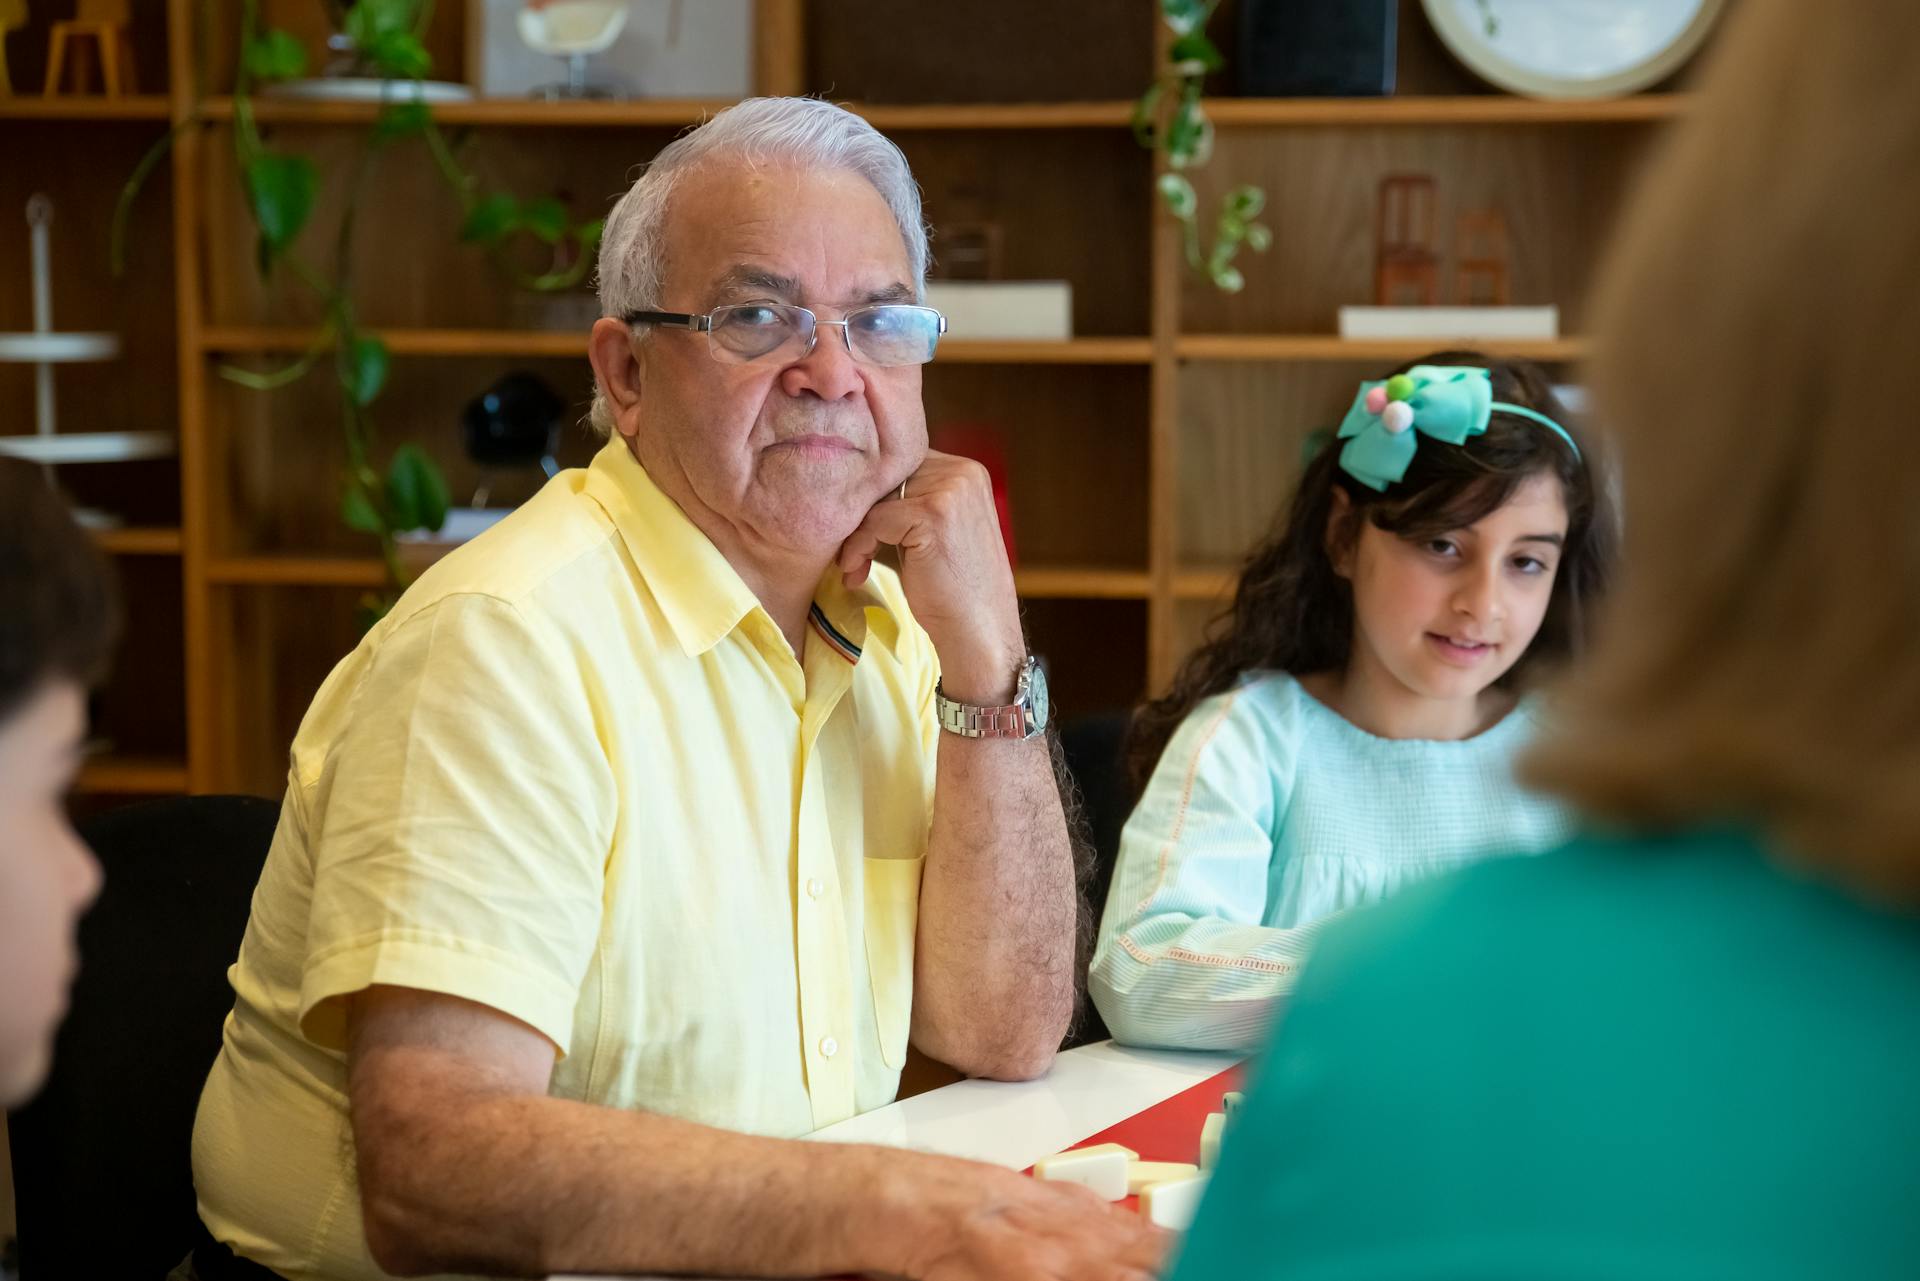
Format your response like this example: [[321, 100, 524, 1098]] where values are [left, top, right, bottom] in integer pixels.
[[0, 194, 173, 485]]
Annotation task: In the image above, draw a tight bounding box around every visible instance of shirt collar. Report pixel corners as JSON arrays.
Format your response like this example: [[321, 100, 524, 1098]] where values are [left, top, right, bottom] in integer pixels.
[[582, 438, 902, 661], [810, 563, 902, 662]]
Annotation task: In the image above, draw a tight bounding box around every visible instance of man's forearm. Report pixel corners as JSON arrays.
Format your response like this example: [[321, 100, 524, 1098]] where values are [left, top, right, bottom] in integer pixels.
[[355, 1048, 943, 1278], [913, 726, 1079, 1079]]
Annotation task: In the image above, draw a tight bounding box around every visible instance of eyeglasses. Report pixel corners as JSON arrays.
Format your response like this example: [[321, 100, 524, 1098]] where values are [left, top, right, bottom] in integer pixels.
[[623, 303, 946, 368]]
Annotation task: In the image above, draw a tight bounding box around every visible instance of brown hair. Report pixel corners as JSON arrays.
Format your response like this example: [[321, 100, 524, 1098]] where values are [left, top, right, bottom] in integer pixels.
[[1130, 352, 1615, 789], [0, 462, 120, 721], [1521, 0, 1920, 901]]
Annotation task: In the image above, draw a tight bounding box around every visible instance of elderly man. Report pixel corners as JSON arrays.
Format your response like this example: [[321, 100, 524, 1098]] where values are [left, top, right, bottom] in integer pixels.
[[187, 97, 1164, 1281]]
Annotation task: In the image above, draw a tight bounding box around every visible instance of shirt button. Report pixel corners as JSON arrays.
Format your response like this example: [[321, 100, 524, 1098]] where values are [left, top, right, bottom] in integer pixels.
[[806, 877, 824, 900], [818, 1035, 838, 1059]]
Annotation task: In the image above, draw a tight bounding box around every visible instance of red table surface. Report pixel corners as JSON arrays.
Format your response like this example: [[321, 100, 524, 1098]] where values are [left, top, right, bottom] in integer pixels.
[[1021, 1065, 1244, 1212]]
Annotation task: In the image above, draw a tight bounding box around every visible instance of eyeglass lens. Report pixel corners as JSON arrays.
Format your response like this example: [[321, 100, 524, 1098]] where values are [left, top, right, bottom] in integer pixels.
[[706, 304, 942, 367]]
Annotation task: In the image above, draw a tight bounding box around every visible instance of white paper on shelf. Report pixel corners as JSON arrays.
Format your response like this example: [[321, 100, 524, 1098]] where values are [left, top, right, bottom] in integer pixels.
[[925, 281, 1074, 341], [1337, 305, 1560, 341]]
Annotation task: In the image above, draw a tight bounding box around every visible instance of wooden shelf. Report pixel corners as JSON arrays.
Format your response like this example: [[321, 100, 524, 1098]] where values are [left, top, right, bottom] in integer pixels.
[[941, 339, 1150, 365], [202, 327, 1151, 365], [207, 556, 387, 587], [1207, 94, 1689, 127], [1177, 335, 1590, 363], [1173, 568, 1239, 601], [193, 94, 1687, 131], [1014, 567, 1151, 599], [0, 95, 173, 121], [91, 526, 185, 555], [199, 97, 1134, 130], [204, 327, 584, 358], [206, 555, 1150, 599], [857, 101, 1134, 129], [77, 755, 191, 794]]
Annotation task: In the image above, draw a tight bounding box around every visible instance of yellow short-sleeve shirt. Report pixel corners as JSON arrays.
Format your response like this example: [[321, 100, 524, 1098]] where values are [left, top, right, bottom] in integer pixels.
[[192, 440, 940, 1281]]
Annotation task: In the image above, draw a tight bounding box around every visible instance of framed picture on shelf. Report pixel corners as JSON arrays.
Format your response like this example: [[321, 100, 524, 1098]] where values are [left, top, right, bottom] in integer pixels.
[[465, 0, 752, 100]]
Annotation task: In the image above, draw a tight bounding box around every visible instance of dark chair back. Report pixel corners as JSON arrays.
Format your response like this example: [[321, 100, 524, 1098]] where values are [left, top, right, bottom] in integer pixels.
[[7, 794, 278, 1280], [1060, 711, 1135, 1047]]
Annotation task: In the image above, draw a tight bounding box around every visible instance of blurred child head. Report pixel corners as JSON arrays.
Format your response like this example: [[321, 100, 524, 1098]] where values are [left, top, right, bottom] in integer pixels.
[[1132, 352, 1613, 785], [0, 463, 118, 1104], [1524, 0, 1920, 901]]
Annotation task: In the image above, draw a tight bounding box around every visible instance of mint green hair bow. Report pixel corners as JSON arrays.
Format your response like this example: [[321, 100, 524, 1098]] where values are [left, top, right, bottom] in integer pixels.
[[1334, 364, 1580, 492]]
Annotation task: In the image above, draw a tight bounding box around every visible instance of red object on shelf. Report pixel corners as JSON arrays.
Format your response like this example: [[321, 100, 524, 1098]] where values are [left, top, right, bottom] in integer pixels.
[[930, 423, 1017, 568]]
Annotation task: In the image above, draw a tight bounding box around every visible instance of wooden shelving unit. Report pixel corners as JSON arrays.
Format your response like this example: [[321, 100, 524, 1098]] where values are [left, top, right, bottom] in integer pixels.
[[4, 0, 1697, 797], [3, 5, 186, 799]]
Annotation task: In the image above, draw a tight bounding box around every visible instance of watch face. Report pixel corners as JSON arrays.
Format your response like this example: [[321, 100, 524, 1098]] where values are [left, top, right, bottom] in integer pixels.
[[1025, 659, 1051, 732]]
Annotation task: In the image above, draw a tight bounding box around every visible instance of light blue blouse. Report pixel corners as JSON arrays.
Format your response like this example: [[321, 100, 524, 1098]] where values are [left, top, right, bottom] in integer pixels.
[[1089, 672, 1574, 1051]]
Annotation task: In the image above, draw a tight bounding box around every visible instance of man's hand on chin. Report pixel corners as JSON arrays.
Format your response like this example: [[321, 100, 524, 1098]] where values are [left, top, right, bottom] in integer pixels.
[[835, 450, 1025, 701]]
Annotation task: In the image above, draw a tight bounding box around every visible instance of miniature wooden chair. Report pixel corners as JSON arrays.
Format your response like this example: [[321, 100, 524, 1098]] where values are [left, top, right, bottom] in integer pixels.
[[1375, 174, 1440, 307], [44, 0, 138, 97], [1454, 209, 1513, 306], [1, 0, 29, 96]]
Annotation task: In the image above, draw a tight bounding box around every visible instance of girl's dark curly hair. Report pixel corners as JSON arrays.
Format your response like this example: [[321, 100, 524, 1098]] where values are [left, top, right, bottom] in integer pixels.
[[1130, 351, 1616, 790]]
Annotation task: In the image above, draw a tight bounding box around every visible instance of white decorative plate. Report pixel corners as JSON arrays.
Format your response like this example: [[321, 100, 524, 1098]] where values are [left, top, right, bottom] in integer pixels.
[[0, 332, 121, 363], [0, 432, 175, 465], [1421, 0, 1726, 99]]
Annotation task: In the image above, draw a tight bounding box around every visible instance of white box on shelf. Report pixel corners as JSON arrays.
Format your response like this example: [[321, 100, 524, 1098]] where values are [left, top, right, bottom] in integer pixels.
[[468, 0, 751, 100], [1337, 305, 1560, 341], [925, 281, 1074, 341]]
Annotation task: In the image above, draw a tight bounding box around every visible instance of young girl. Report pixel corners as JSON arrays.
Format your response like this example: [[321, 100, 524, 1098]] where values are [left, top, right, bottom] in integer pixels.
[[1089, 353, 1613, 1050]]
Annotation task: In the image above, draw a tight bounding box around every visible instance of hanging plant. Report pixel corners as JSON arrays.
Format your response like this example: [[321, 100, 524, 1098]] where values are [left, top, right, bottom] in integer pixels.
[[114, 0, 603, 627], [1132, 0, 1271, 292]]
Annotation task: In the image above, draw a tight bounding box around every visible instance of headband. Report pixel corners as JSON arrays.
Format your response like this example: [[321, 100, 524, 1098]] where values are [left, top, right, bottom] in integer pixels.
[[1334, 364, 1581, 492]]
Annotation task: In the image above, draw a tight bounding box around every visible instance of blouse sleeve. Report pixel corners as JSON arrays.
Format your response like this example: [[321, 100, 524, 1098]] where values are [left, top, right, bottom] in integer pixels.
[[1088, 685, 1335, 1051]]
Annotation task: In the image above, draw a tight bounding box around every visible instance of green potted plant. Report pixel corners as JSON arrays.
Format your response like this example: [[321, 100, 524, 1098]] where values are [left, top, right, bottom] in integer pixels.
[[1133, 0, 1271, 292], [118, 0, 603, 625]]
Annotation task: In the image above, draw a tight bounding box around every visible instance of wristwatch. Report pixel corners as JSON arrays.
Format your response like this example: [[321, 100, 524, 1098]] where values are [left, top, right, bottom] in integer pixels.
[[935, 655, 1050, 740]]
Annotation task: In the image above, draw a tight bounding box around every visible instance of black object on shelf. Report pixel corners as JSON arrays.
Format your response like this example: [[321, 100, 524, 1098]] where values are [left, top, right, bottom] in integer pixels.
[[1238, 0, 1397, 98], [462, 371, 565, 476]]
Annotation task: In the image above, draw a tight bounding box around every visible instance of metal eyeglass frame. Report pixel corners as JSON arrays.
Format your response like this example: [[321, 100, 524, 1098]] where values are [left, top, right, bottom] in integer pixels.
[[621, 303, 947, 367]]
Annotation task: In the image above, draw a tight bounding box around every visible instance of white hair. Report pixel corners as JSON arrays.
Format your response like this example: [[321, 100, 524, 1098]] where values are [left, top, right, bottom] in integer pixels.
[[588, 96, 929, 437]]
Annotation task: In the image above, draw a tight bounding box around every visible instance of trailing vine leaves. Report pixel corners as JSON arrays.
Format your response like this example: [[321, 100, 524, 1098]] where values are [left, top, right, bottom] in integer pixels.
[[111, 0, 604, 626], [1132, 0, 1271, 291]]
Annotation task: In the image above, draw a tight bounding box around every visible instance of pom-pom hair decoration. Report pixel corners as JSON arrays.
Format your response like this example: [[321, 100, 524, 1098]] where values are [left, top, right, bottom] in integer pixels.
[[1333, 364, 1581, 492]]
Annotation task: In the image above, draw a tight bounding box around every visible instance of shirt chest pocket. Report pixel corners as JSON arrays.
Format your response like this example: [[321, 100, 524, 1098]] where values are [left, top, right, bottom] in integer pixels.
[[862, 854, 923, 1070]]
